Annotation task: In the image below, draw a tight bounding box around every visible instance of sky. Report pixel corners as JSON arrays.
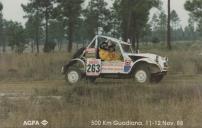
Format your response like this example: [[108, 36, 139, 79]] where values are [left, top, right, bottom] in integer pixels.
[[0, 0, 190, 28], [1, 0, 28, 25], [154, 0, 189, 27]]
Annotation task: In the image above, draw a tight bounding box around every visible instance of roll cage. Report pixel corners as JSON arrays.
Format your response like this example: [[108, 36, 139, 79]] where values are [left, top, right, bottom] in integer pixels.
[[81, 35, 134, 58]]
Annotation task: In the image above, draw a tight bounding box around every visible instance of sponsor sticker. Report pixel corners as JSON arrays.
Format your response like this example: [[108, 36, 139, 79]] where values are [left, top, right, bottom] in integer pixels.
[[124, 60, 131, 72], [101, 61, 124, 73], [85, 48, 97, 53]]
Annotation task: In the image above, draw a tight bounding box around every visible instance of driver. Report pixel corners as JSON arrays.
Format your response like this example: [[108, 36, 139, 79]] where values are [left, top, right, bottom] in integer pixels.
[[99, 40, 121, 61]]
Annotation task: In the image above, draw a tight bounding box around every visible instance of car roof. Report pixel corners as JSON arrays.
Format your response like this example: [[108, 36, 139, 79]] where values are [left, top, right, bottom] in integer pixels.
[[97, 35, 131, 45]]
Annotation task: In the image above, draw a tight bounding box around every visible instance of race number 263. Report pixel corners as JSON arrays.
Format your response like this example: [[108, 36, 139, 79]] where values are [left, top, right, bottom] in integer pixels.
[[87, 64, 100, 73]]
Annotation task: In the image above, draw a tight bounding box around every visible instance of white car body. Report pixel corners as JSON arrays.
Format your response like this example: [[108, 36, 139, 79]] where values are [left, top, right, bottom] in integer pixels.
[[62, 35, 168, 84], [84, 35, 168, 75]]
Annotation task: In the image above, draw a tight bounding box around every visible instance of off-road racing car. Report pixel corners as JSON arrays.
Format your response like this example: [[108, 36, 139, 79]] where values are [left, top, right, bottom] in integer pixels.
[[61, 35, 168, 85]]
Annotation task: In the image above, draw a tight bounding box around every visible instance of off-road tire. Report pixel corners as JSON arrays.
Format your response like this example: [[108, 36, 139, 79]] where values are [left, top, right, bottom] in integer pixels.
[[65, 67, 82, 85], [133, 65, 151, 84]]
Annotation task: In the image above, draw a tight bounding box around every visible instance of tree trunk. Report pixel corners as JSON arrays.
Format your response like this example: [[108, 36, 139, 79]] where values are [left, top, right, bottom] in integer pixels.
[[124, 0, 132, 42], [167, 0, 172, 50], [2, 46, 5, 53], [58, 41, 62, 51], [36, 11, 40, 53], [36, 32, 39, 53], [131, 36, 135, 49], [45, 8, 49, 47], [126, 12, 132, 41], [2, 31, 6, 53], [68, 21, 73, 53], [31, 41, 34, 53], [68, 32, 73, 53], [2, 41, 6, 53], [136, 36, 139, 50]]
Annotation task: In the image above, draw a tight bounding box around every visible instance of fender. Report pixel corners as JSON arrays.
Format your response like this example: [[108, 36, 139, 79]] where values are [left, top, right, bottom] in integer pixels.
[[62, 58, 85, 74], [129, 58, 163, 73], [71, 58, 85, 67]]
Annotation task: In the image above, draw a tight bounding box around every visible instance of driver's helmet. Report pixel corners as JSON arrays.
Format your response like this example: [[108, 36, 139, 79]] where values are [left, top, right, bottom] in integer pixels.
[[107, 40, 115, 52], [100, 41, 108, 50]]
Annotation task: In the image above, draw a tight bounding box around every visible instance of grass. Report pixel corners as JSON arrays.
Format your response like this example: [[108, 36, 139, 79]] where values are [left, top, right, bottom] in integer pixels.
[[0, 52, 71, 81], [1, 76, 202, 128], [0, 42, 202, 127]]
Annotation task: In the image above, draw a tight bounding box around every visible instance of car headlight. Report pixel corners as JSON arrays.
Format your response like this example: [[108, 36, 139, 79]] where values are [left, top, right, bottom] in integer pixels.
[[163, 57, 168, 68], [156, 56, 159, 63], [165, 57, 168, 62]]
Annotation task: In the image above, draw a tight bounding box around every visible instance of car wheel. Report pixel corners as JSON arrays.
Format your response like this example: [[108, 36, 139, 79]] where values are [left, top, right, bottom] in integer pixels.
[[65, 67, 81, 85], [134, 65, 151, 84]]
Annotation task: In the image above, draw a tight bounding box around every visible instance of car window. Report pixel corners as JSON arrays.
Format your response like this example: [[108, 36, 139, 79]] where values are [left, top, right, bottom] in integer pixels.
[[98, 37, 108, 48], [121, 44, 133, 53], [115, 44, 121, 54]]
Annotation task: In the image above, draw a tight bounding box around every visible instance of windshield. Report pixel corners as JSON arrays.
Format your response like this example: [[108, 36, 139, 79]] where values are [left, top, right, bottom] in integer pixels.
[[121, 44, 134, 53]]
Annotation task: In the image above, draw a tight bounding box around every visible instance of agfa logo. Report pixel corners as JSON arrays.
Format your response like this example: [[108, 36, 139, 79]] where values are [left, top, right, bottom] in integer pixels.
[[41, 120, 48, 126], [23, 120, 48, 126], [23, 120, 40, 126]]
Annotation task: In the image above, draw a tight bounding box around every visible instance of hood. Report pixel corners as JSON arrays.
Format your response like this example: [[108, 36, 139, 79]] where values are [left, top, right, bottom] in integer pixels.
[[127, 53, 158, 61], [126, 53, 168, 71]]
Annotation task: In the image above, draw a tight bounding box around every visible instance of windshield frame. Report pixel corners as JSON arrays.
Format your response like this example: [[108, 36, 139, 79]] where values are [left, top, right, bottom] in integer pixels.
[[121, 44, 134, 53]]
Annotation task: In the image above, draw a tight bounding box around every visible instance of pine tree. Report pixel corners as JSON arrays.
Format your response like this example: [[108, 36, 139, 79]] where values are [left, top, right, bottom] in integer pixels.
[[0, 2, 4, 52], [170, 10, 180, 41], [185, 0, 202, 38], [170, 10, 180, 30], [56, 0, 84, 52], [22, 0, 54, 53], [5, 21, 27, 53], [167, 0, 171, 50], [110, 0, 121, 38], [84, 0, 110, 38], [118, 0, 161, 49]]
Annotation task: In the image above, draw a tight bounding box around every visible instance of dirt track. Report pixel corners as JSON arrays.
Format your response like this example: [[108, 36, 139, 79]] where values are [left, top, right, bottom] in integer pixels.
[[0, 74, 201, 98], [0, 74, 202, 128], [0, 79, 65, 94]]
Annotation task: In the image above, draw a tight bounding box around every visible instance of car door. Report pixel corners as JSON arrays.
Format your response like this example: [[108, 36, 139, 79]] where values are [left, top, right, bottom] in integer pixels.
[[100, 43, 125, 74]]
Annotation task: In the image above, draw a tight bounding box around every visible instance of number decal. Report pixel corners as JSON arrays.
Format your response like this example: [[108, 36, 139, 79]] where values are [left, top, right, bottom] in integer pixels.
[[96, 64, 100, 72], [87, 64, 91, 72], [86, 59, 101, 76], [87, 64, 101, 73]]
